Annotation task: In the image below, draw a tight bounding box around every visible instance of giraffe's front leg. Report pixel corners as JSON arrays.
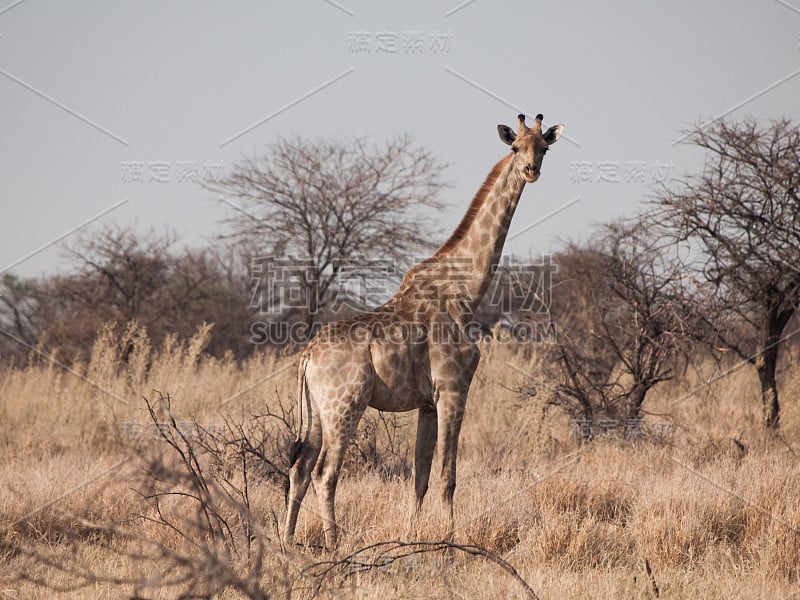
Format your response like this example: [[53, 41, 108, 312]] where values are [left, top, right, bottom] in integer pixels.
[[436, 390, 467, 541]]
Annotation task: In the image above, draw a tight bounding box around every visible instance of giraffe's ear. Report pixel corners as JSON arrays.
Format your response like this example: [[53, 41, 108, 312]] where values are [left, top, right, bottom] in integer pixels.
[[497, 124, 516, 145], [543, 124, 564, 145]]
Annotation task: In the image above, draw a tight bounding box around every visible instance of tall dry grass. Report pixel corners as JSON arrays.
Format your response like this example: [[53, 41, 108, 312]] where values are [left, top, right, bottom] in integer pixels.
[[1, 324, 798, 598]]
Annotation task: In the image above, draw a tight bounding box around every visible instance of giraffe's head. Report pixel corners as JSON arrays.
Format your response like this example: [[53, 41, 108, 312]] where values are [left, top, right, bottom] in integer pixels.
[[497, 114, 564, 183]]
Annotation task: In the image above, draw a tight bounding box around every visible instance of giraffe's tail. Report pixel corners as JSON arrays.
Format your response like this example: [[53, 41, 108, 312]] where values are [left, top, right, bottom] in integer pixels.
[[284, 356, 309, 506], [288, 354, 310, 470]]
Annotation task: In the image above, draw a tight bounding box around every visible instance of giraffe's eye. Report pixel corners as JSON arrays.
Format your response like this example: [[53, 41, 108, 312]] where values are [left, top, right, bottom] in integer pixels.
[[511, 145, 519, 154]]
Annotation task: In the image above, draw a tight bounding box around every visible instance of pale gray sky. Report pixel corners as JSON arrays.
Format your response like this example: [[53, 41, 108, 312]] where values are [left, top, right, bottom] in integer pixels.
[[2, 0, 799, 277]]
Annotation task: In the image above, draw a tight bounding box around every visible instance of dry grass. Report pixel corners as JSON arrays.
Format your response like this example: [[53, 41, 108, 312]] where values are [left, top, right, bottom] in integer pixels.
[[1, 325, 799, 598]]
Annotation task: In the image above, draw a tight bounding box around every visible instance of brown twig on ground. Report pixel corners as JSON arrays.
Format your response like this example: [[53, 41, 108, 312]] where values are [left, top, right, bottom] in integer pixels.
[[304, 539, 539, 599]]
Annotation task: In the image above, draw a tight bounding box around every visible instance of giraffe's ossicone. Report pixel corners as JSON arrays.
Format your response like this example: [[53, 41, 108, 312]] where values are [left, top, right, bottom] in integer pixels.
[[283, 114, 565, 548]]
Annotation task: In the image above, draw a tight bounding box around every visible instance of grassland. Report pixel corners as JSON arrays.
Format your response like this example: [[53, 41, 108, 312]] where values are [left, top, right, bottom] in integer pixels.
[[1, 323, 799, 598]]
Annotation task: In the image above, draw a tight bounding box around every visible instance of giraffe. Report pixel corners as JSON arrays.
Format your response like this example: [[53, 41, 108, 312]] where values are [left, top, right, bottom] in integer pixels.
[[283, 113, 564, 548]]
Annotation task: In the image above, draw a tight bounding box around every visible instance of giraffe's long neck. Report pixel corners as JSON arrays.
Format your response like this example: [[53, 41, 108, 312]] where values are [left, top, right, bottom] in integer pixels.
[[429, 153, 526, 313]]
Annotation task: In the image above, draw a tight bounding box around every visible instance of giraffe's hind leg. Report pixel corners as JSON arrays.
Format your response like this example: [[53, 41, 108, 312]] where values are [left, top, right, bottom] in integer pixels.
[[312, 391, 370, 549], [283, 416, 322, 546]]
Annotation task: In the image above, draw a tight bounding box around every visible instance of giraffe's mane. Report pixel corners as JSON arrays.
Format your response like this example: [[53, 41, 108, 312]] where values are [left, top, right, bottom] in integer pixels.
[[433, 153, 512, 258]]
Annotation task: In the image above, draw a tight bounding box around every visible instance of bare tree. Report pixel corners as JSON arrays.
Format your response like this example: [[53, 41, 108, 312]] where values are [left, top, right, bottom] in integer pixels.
[[542, 222, 693, 429], [206, 134, 448, 339], [650, 118, 800, 429]]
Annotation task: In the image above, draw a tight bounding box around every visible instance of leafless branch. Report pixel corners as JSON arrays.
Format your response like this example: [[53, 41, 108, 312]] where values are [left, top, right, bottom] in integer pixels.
[[649, 117, 800, 428], [305, 539, 539, 599], [206, 134, 449, 338]]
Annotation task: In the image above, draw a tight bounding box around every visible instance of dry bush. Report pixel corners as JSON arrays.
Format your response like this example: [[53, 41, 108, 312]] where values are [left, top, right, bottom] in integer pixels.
[[0, 227, 255, 365], [3, 392, 300, 598], [343, 409, 413, 482]]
